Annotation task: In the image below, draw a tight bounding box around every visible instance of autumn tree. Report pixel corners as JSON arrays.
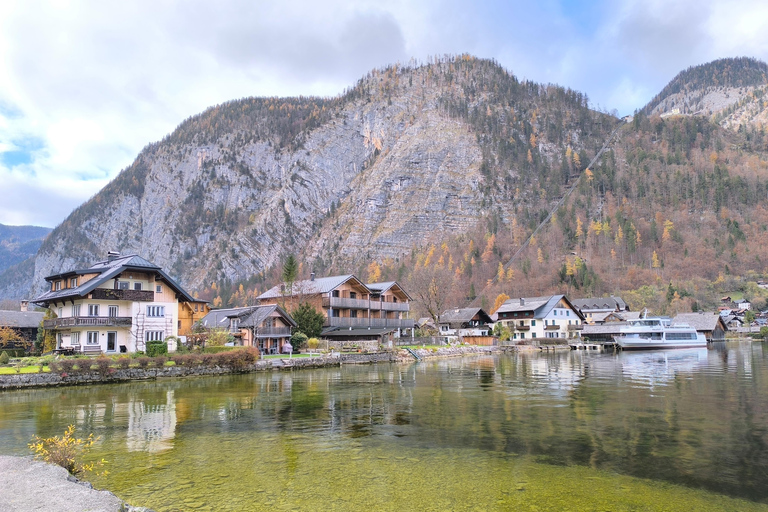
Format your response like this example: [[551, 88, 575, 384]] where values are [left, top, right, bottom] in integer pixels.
[[408, 264, 454, 327], [491, 293, 510, 314], [367, 261, 382, 283]]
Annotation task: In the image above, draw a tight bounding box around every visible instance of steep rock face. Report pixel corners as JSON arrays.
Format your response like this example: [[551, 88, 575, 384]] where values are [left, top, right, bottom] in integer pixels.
[[3, 57, 611, 299]]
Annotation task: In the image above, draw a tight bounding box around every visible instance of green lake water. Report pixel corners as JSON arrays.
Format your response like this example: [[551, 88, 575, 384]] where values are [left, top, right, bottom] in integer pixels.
[[2, 342, 768, 511]]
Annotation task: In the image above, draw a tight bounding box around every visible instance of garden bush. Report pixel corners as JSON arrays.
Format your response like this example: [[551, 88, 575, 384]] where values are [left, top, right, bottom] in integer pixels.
[[0, 351, 9, 364], [146, 341, 168, 357], [136, 357, 151, 368], [116, 357, 131, 369], [202, 346, 237, 354], [94, 357, 112, 378], [153, 356, 167, 368]]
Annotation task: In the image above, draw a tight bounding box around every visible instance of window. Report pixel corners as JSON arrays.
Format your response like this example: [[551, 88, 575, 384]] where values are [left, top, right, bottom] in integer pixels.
[[88, 304, 99, 316], [71, 332, 80, 345], [350, 291, 357, 299], [567, 311, 570, 316], [156, 285, 162, 293], [87, 331, 99, 345], [145, 331, 164, 342], [147, 306, 165, 317], [520, 333, 525, 339], [72, 304, 81, 317], [350, 310, 358, 318], [230, 318, 239, 331], [331, 309, 340, 317], [118, 281, 129, 290], [108, 305, 118, 317], [69, 278, 78, 288], [332, 290, 340, 298], [134, 282, 142, 291], [441, 325, 448, 332], [531, 320, 536, 326], [57, 307, 63, 318], [194, 304, 199, 312], [55, 281, 61, 291]]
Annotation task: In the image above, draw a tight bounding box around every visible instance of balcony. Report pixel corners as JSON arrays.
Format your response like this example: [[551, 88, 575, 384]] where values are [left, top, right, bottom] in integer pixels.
[[90, 288, 155, 302], [327, 317, 414, 329], [567, 324, 583, 331], [371, 301, 410, 312], [515, 325, 530, 331], [545, 324, 561, 331], [44, 316, 133, 329], [256, 327, 292, 337], [322, 296, 371, 309]]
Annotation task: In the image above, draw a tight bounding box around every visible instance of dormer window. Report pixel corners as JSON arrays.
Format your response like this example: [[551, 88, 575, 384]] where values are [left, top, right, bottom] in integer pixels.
[[69, 278, 78, 288], [54, 281, 61, 291]]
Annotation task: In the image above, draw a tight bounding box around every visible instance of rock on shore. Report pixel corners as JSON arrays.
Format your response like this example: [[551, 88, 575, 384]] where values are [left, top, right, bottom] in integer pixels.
[[0, 456, 152, 512]]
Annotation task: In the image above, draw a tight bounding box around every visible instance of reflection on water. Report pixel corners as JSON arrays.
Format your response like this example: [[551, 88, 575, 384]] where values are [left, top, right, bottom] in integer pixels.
[[1, 342, 767, 511]]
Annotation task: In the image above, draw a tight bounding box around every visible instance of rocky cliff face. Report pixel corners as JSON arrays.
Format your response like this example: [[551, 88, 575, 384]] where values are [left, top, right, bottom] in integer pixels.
[[1, 56, 613, 299]]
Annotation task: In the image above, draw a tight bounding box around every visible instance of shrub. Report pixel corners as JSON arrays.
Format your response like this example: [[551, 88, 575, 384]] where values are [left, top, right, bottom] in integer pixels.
[[136, 357, 151, 368], [116, 357, 131, 369], [52, 359, 78, 375], [94, 357, 112, 378], [290, 332, 309, 350], [0, 351, 9, 364], [222, 348, 258, 370], [307, 338, 320, 351], [171, 354, 191, 366], [201, 353, 217, 366], [153, 356, 167, 368], [29, 425, 106, 476], [146, 341, 168, 358], [202, 346, 237, 354]]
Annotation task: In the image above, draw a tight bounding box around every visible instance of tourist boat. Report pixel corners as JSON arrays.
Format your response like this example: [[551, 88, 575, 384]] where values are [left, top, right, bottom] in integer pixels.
[[614, 313, 707, 350]]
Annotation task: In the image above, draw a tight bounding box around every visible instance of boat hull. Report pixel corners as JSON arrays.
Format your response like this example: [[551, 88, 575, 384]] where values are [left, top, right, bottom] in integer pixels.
[[615, 335, 707, 350]]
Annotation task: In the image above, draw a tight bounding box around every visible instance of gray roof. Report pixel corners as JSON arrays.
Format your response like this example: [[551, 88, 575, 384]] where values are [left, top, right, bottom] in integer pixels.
[[439, 307, 493, 326], [582, 323, 628, 335], [32, 254, 194, 305], [197, 305, 296, 330], [673, 312, 727, 332], [571, 296, 628, 311], [0, 310, 45, 329], [365, 281, 413, 300], [257, 275, 359, 299], [496, 295, 585, 321]]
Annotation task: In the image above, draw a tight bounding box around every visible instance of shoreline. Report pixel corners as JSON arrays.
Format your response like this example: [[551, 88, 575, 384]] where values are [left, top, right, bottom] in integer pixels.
[[0, 346, 508, 391], [0, 455, 153, 512]]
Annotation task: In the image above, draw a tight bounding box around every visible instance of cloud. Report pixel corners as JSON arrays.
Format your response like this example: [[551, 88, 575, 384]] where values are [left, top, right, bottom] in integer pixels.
[[1, 0, 768, 226]]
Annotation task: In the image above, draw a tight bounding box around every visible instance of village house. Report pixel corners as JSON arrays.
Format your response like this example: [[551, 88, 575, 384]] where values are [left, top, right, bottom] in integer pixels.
[[256, 274, 412, 333], [438, 307, 493, 336], [673, 312, 728, 341], [178, 299, 211, 336], [32, 253, 195, 355], [0, 301, 44, 347], [494, 295, 585, 340], [571, 296, 629, 324], [196, 304, 296, 354]]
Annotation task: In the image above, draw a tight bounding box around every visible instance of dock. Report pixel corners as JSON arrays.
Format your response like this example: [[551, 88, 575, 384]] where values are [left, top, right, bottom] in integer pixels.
[[569, 341, 618, 351]]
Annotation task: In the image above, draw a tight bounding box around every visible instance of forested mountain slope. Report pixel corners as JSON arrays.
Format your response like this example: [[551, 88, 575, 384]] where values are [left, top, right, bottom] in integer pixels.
[[0, 56, 613, 299]]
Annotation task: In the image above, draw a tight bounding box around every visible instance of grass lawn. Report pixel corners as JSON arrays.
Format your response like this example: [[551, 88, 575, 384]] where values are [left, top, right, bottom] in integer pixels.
[[0, 366, 50, 375]]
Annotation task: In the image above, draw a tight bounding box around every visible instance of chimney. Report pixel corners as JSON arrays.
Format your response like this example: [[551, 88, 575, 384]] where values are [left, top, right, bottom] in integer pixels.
[[520, 298, 525, 306], [107, 251, 121, 262], [310, 272, 315, 281], [20, 300, 28, 312]]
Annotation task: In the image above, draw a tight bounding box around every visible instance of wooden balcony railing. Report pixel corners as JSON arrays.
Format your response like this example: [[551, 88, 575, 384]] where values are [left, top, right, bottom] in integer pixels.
[[90, 289, 155, 302], [326, 317, 414, 329], [44, 316, 133, 329], [256, 327, 292, 337]]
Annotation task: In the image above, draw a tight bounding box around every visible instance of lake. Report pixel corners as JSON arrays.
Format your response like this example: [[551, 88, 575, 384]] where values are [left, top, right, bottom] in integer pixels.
[[1, 342, 767, 511]]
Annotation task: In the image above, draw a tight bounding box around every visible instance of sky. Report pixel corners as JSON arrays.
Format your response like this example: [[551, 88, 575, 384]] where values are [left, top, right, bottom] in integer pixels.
[[1, 0, 768, 228]]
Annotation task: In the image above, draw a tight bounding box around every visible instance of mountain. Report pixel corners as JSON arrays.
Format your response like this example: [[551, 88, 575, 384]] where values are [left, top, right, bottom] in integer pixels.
[[0, 223, 51, 274], [3, 56, 767, 316], [0, 55, 614, 299]]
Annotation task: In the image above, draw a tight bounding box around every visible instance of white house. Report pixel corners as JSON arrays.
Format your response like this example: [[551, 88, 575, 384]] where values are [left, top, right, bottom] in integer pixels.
[[494, 295, 584, 340], [32, 253, 195, 355], [438, 307, 493, 336]]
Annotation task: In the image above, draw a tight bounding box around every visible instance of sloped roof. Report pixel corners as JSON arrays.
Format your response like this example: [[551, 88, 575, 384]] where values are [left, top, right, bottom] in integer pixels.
[[257, 274, 360, 299], [674, 312, 727, 332], [572, 296, 628, 311], [439, 307, 493, 326], [496, 295, 585, 321], [197, 305, 296, 330], [321, 327, 397, 337], [0, 310, 45, 329], [32, 254, 194, 305], [366, 281, 413, 301]]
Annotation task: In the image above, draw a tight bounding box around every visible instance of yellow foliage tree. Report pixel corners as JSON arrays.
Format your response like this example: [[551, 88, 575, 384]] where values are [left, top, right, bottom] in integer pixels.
[[506, 267, 515, 281], [537, 248, 544, 264], [481, 234, 496, 263], [367, 261, 382, 282], [491, 293, 510, 314], [497, 262, 505, 281], [652, 251, 661, 269], [576, 217, 584, 240], [662, 220, 674, 243]]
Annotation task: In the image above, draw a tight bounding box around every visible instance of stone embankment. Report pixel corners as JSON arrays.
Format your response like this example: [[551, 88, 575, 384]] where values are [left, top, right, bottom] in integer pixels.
[[0, 347, 503, 390], [0, 456, 152, 512]]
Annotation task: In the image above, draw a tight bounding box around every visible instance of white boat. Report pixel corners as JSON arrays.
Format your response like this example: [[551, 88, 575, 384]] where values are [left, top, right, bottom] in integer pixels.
[[614, 314, 707, 350]]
